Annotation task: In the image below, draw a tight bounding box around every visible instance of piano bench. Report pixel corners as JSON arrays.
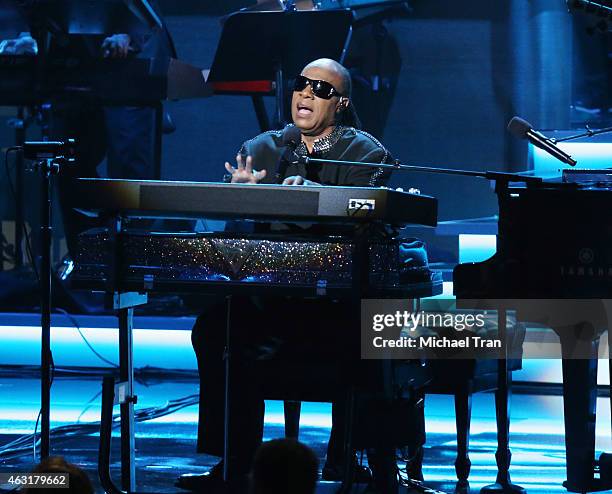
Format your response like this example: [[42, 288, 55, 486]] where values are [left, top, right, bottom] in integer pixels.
[[404, 318, 525, 489], [257, 359, 430, 450]]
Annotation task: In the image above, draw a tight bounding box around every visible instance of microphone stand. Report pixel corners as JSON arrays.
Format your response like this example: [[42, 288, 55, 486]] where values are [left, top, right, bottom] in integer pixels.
[[296, 156, 543, 184], [38, 158, 58, 460], [21, 149, 67, 460], [551, 125, 612, 143]]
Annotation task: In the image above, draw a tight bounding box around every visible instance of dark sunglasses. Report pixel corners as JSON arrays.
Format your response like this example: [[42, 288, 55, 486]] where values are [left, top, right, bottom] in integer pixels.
[[292, 75, 343, 100]]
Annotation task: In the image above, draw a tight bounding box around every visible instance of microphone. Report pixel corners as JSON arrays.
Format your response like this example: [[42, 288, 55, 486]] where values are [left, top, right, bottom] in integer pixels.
[[276, 126, 302, 183], [22, 139, 77, 162], [507, 117, 577, 166]]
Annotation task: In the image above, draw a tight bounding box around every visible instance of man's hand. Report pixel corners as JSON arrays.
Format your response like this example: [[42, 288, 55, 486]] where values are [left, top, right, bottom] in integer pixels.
[[224, 154, 267, 184], [282, 175, 319, 186], [101, 34, 132, 58]]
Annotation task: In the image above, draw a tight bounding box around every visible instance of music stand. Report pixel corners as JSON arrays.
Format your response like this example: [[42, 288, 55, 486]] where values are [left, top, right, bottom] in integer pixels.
[[208, 9, 353, 127], [123, 0, 162, 30]]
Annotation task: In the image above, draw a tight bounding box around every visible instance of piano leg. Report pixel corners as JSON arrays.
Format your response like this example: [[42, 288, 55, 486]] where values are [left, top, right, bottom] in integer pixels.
[[338, 387, 356, 494], [454, 382, 472, 490], [283, 401, 301, 440], [338, 298, 361, 494], [609, 334, 612, 438], [559, 336, 599, 493], [481, 309, 525, 494]]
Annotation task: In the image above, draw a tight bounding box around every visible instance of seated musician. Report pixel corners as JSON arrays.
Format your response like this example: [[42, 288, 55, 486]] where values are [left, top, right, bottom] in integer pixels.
[[180, 58, 416, 493]]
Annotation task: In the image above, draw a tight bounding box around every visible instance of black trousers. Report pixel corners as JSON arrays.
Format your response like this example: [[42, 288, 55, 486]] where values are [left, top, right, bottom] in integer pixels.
[[191, 295, 426, 473], [191, 296, 360, 472]]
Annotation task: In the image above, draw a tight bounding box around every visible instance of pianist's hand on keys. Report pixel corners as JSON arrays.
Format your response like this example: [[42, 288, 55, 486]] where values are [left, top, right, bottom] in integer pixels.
[[282, 175, 319, 186]]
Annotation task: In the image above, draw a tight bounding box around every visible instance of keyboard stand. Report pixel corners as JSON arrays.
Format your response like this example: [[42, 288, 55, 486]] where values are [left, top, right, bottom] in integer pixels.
[[99, 292, 148, 494]]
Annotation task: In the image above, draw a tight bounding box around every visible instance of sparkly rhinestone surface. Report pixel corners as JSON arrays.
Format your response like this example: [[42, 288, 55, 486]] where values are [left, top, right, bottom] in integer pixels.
[[74, 231, 401, 289]]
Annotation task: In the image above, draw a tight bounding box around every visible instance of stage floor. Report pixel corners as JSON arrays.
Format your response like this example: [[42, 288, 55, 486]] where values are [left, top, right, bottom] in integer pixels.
[[1, 370, 611, 494]]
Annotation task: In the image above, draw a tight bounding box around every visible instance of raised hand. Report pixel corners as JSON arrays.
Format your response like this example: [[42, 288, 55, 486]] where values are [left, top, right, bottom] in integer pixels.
[[224, 154, 267, 184]]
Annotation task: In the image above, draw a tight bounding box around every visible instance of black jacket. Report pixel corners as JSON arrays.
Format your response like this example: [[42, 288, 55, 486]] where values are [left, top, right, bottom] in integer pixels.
[[238, 124, 392, 187]]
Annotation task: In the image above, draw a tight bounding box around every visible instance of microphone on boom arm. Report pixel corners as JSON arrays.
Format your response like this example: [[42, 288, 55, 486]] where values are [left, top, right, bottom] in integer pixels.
[[507, 116, 577, 166]]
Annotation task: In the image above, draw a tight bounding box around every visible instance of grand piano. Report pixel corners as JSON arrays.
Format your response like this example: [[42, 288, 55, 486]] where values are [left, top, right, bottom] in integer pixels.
[[454, 173, 612, 493]]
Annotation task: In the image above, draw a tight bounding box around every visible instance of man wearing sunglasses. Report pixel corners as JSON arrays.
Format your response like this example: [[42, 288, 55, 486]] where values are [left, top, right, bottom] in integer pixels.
[[223, 58, 388, 187], [181, 59, 407, 493]]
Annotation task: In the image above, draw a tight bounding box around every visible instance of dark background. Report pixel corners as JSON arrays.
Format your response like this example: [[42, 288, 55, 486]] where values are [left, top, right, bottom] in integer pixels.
[[0, 0, 609, 233]]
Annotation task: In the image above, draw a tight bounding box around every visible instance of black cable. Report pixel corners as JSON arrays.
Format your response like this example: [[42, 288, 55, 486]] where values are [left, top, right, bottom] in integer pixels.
[[3, 148, 19, 267], [76, 389, 103, 423], [0, 390, 199, 460], [52, 308, 171, 389], [0, 365, 198, 382], [0, 148, 12, 189], [22, 216, 37, 280], [55, 308, 119, 369], [3, 147, 39, 280], [1, 149, 16, 265], [32, 409, 41, 461], [28, 304, 119, 459], [4, 147, 20, 200], [32, 351, 54, 461]]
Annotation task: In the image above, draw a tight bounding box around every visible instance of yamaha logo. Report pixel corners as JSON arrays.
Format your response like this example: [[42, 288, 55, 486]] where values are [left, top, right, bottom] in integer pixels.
[[578, 248, 594, 264]]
